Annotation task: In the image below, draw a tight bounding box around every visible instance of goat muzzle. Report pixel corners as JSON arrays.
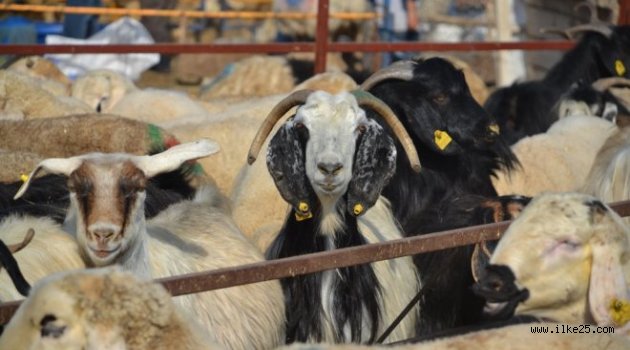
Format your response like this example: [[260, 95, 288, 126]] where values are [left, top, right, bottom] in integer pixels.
[[472, 264, 529, 320]]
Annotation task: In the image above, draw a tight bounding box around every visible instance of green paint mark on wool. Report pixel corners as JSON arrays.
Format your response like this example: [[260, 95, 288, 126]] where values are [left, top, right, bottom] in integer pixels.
[[147, 124, 166, 152]]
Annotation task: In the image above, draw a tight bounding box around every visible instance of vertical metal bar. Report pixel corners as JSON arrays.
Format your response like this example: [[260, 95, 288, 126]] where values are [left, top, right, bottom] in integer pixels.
[[620, 0, 630, 25], [314, 0, 330, 74]]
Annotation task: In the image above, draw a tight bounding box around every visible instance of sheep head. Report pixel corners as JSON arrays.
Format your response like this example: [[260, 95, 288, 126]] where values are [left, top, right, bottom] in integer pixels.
[[0, 267, 185, 350], [13, 140, 219, 267], [248, 90, 419, 226], [474, 192, 630, 330], [361, 57, 504, 156], [71, 69, 137, 113]]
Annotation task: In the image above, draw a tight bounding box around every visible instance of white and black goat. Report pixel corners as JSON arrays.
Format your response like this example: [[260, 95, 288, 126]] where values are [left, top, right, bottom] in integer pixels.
[[13, 140, 286, 350], [246, 89, 421, 344]]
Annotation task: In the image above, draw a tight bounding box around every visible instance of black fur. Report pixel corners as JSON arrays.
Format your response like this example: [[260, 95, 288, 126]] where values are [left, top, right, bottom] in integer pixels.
[[365, 57, 522, 335], [266, 203, 382, 343], [0, 238, 31, 297], [473, 264, 530, 321], [485, 26, 630, 144]]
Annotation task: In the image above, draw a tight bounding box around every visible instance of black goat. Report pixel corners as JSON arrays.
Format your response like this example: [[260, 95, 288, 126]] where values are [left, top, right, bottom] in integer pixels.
[[361, 57, 527, 335], [485, 26, 630, 144]]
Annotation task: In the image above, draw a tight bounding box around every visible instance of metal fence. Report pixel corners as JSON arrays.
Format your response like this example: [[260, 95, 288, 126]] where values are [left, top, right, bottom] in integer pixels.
[[1, 0, 630, 324]]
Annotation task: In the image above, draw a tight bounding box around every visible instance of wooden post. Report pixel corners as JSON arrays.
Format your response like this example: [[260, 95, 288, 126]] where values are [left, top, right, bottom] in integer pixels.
[[314, 0, 329, 74], [494, 0, 514, 86], [619, 0, 630, 24]]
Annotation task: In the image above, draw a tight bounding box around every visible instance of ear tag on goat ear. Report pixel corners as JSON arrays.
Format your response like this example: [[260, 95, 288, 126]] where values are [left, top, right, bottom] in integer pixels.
[[295, 210, 313, 222], [609, 299, 630, 326], [434, 130, 452, 150], [298, 202, 309, 213], [19, 173, 29, 183], [353, 203, 364, 216], [615, 60, 626, 76]]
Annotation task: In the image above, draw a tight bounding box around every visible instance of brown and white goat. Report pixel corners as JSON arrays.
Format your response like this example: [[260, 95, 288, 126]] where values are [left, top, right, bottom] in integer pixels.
[[14, 140, 286, 350]]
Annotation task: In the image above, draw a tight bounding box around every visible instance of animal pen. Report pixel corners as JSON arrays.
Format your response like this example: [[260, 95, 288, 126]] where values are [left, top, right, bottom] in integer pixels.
[[1, 0, 630, 339]]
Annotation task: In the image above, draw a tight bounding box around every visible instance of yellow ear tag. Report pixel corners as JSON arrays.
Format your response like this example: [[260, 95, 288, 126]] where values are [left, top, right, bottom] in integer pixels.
[[615, 60, 626, 76], [295, 210, 313, 222], [488, 123, 500, 135], [353, 203, 364, 216], [434, 130, 452, 150], [609, 299, 630, 326], [298, 202, 309, 213], [19, 173, 29, 183]]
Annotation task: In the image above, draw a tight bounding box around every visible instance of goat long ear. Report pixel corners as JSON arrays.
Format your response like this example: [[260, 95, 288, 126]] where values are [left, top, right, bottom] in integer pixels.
[[346, 119, 396, 217], [267, 122, 316, 218], [135, 139, 219, 178], [14, 157, 84, 200], [587, 200, 630, 328]]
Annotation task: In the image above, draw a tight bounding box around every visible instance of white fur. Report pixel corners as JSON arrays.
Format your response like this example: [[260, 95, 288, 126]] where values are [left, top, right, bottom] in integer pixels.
[[0, 267, 219, 350], [492, 115, 618, 196]]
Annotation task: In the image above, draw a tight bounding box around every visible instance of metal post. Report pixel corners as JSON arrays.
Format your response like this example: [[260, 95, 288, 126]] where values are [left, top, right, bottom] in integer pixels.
[[314, 0, 330, 74]]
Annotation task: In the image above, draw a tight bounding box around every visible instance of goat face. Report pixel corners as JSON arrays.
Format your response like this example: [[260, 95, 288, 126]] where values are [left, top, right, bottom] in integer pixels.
[[367, 58, 501, 155], [67, 157, 147, 266], [266, 91, 397, 221]]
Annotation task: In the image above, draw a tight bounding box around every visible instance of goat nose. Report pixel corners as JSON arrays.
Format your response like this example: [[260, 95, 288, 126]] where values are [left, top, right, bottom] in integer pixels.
[[92, 228, 115, 242], [317, 162, 343, 175]]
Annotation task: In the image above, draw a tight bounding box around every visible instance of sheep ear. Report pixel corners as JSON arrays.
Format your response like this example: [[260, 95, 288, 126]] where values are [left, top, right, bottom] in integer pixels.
[[14, 158, 84, 200], [266, 122, 316, 217], [586, 200, 630, 327], [135, 139, 219, 178], [347, 119, 396, 217]]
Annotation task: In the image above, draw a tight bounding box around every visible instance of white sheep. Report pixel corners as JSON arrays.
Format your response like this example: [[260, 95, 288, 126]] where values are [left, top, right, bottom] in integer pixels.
[[477, 192, 630, 335], [0, 267, 220, 350], [6, 55, 71, 97], [14, 139, 286, 350], [492, 115, 618, 196], [0, 70, 92, 120], [244, 89, 421, 343], [71, 69, 214, 123]]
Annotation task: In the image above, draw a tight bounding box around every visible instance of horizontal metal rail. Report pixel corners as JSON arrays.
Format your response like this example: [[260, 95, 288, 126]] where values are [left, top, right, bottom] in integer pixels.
[[2, 199, 630, 324], [0, 3, 377, 20], [0, 40, 575, 55]]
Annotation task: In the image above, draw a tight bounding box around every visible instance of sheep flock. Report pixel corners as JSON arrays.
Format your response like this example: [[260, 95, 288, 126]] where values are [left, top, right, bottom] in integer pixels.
[[2, 22, 630, 349]]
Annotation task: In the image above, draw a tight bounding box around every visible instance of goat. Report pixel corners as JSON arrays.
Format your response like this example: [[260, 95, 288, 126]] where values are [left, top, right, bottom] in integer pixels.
[[0, 264, 218, 350], [246, 89, 421, 344], [360, 57, 524, 334], [475, 192, 630, 335], [484, 24, 630, 144], [13, 140, 286, 350]]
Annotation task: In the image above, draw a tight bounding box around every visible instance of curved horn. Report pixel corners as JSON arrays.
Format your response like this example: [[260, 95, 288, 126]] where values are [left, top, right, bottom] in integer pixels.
[[247, 89, 315, 165], [592, 77, 630, 92], [352, 90, 421, 173], [565, 24, 613, 38], [360, 60, 417, 91], [7, 228, 35, 254], [0, 236, 31, 297]]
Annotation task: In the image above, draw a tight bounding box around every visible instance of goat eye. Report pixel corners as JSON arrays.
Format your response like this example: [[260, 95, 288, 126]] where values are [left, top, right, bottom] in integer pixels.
[[294, 122, 304, 129], [272, 170, 284, 181], [40, 314, 66, 339], [357, 125, 367, 134], [432, 93, 448, 104]]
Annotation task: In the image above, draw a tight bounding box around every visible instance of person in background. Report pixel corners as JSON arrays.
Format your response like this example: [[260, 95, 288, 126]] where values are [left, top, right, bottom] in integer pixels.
[[62, 0, 103, 39], [373, 0, 420, 67]]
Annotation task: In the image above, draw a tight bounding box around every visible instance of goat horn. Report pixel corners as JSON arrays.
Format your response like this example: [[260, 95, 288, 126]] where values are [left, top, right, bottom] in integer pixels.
[[592, 77, 630, 92], [0, 235, 32, 297], [565, 24, 613, 38], [7, 228, 35, 254], [360, 60, 416, 91], [539, 27, 573, 40], [352, 90, 421, 173], [247, 89, 314, 165]]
